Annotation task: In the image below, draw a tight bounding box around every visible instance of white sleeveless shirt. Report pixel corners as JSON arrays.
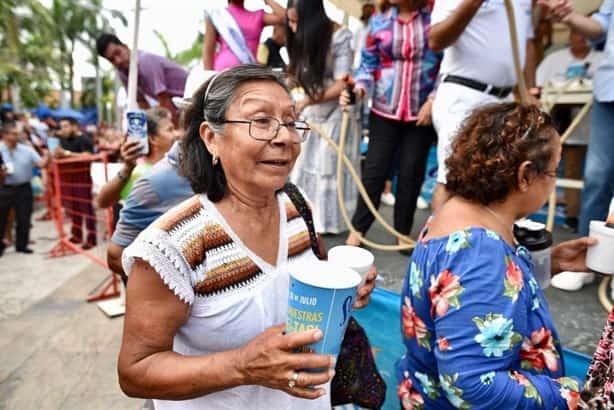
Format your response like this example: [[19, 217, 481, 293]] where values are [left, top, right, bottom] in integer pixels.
[[123, 192, 331, 410]]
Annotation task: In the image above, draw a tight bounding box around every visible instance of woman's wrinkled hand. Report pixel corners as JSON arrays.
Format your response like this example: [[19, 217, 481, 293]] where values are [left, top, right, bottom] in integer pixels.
[[354, 266, 377, 309], [237, 325, 335, 400], [552, 236, 598, 275]]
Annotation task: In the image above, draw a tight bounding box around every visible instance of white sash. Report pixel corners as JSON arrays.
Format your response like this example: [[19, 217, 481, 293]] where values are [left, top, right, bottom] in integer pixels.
[[205, 8, 256, 64]]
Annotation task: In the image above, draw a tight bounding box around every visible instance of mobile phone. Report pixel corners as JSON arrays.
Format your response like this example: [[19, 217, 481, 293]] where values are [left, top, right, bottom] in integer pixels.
[[126, 110, 149, 156]]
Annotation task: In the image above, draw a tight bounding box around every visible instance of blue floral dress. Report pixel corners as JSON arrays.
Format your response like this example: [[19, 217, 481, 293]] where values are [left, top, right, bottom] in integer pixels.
[[397, 227, 581, 409]]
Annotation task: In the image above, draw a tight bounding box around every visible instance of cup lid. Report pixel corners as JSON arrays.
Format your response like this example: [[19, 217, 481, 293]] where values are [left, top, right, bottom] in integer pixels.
[[514, 224, 553, 251], [290, 260, 361, 290], [327, 246, 374, 270]]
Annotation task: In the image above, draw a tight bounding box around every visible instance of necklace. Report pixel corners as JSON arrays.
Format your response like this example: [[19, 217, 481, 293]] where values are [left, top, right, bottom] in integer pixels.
[[483, 205, 516, 244]]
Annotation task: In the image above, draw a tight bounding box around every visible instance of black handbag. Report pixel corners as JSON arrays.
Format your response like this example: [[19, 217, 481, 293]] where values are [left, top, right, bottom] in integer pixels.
[[283, 183, 386, 409]]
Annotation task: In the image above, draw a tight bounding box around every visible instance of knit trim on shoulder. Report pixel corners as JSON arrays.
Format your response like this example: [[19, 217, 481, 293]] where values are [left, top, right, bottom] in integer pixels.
[[122, 229, 195, 305]]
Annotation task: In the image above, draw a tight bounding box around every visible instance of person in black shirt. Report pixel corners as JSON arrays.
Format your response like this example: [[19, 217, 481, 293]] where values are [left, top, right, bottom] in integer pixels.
[[258, 25, 287, 70], [54, 118, 97, 249]]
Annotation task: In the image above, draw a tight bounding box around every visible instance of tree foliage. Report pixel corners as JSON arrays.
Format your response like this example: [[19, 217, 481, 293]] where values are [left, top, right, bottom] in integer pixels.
[[0, 0, 59, 107], [0, 0, 126, 109], [154, 30, 203, 67]]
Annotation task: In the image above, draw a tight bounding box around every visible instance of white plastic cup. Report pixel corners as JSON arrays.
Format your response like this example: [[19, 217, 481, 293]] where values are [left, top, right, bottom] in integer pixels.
[[4, 161, 14, 175], [286, 260, 361, 356], [587, 220, 614, 275], [327, 245, 374, 285]]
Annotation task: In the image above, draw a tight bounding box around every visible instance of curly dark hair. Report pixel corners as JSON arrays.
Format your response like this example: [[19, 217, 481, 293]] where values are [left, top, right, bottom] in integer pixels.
[[180, 64, 289, 202], [445, 103, 559, 205]]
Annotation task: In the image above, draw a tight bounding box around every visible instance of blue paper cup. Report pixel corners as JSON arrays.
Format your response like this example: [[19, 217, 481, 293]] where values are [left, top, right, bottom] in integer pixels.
[[286, 260, 361, 356]]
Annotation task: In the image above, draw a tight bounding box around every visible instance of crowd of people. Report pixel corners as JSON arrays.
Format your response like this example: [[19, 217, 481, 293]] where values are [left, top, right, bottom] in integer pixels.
[[2, 0, 614, 408]]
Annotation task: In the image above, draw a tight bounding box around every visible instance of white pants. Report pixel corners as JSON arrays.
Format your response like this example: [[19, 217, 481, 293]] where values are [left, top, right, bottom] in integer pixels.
[[432, 82, 511, 184]]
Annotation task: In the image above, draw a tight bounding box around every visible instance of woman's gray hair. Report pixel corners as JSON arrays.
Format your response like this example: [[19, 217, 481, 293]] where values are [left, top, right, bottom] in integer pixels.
[[181, 64, 291, 202], [203, 64, 289, 133]]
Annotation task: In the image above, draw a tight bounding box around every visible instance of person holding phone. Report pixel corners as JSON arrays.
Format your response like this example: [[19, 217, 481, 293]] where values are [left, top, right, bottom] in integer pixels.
[[95, 107, 180, 211], [0, 122, 49, 257]]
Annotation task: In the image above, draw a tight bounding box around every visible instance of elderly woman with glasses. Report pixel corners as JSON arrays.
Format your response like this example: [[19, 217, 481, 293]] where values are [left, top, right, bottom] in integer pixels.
[[397, 103, 596, 409], [117, 65, 376, 410]]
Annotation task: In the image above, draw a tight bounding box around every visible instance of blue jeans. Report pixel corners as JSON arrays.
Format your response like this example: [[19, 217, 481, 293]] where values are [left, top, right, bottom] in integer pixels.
[[579, 100, 614, 236]]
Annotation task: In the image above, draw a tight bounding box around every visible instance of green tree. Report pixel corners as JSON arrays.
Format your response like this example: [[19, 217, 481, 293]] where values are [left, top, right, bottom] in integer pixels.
[[49, 0, 101, 107], [0, 1, 59, 108], [154, 30, 203, 67]]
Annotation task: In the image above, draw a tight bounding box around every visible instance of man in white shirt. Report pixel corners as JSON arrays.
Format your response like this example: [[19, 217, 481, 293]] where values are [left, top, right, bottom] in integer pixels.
[[536, 30, 603, 239], [0, 123, 49, 256], [429, 0, 535, 210], [537, 30, 603, 86]]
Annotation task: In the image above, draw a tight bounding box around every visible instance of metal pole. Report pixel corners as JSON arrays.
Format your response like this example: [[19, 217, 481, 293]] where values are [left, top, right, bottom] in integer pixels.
[[95, 60, 103, 125], [127, 0, 141, 110]]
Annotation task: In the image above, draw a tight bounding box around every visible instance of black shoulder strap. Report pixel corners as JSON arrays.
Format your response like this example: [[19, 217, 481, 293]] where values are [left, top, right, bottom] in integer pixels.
[[283, 182, 322, 260]]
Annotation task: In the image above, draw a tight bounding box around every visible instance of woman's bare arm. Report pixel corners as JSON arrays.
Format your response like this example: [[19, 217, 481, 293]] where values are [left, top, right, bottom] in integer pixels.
[[118, 259, 334, 400], [202, 22, 217, 70], [118, 259, 244, 399]]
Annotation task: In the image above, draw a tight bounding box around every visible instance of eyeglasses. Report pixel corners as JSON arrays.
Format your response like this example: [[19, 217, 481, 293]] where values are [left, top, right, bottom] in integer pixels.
[[221, 117, 310, 143]]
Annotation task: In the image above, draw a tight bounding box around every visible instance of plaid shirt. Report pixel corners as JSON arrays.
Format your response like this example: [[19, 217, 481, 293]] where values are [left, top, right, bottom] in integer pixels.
[[354, 6, 441, 122]]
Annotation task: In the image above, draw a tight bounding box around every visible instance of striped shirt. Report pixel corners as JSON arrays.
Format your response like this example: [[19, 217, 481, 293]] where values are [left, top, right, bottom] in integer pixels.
[[354, 6, 441, 122]]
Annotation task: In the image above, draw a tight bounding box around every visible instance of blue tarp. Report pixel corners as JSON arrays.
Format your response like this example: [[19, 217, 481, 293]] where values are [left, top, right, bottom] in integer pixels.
[[50, 108, 85, 123], [354, 288, 592, 409], [33, 104, 53, 119], [33, 105, 97, 125], [79, 108, 97, 125]]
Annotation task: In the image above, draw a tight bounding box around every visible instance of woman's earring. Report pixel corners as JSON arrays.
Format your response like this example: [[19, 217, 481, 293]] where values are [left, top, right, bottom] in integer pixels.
[[212, 154, 219, 166]]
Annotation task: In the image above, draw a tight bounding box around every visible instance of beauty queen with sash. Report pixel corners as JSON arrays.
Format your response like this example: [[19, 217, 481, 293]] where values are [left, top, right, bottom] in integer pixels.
[[204, 1, 284, 71]]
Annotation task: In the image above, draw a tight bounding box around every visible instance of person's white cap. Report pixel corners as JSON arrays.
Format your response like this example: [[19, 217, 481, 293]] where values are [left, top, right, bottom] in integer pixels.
[[173, 66, 218, 109]]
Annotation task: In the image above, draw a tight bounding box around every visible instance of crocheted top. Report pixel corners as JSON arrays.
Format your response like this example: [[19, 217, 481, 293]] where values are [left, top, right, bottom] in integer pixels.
[[122, 191, 330, 410]]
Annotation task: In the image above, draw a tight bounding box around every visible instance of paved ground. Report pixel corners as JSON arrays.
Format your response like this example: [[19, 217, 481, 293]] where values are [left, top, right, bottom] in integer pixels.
[[0, 206, 608, 409]]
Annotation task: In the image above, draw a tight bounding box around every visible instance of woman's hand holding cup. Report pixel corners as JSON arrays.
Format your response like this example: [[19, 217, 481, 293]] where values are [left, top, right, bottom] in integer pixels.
[[236, 324, 335, 400], [551, 236, 598, 274], [354, 265, 377, 309]]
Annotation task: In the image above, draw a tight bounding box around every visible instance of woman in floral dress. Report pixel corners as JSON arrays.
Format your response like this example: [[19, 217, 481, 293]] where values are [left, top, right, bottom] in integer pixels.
[[398, 103, 597, 409]]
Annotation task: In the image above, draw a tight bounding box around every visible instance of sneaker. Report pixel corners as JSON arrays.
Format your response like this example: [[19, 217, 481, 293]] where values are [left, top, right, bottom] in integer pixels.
[[16, 248, 34, 254], [416, 196, 429, 210], [551, 271, 595, 291], [381, 192, 396, 206]]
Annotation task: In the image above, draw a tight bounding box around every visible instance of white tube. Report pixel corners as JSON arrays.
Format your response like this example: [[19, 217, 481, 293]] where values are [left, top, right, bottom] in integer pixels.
[[127, 0, 141, 110]]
